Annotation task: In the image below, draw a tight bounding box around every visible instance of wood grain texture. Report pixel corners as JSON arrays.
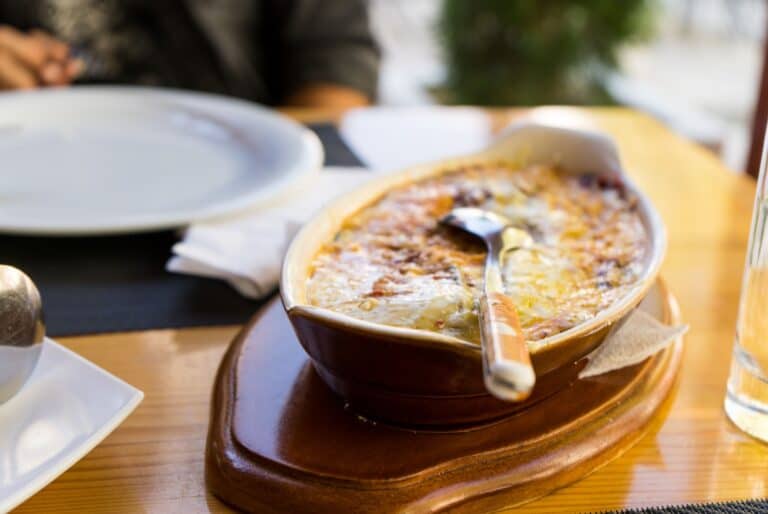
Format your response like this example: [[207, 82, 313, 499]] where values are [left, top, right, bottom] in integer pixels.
[[207, 286, 680, 513], [12, 107, 768, 513]]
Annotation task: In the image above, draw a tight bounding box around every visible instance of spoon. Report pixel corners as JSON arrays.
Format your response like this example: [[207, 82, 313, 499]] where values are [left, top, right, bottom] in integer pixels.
[[0, 266, 45, 404], [441, 208, 535, 401]]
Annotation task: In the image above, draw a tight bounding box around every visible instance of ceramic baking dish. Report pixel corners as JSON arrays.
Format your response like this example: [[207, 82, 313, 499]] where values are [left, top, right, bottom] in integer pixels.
[[281, 120, 666, 427]]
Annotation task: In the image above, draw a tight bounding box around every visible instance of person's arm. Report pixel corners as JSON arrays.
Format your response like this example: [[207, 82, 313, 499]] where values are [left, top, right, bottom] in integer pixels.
[[265, 0, 379, 107], [284, 83, 369, 109], [0, 25, 80, 90]]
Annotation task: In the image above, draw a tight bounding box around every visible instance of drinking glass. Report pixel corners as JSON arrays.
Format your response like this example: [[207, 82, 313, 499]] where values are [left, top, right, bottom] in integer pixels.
[[725, 127, 768, 442]]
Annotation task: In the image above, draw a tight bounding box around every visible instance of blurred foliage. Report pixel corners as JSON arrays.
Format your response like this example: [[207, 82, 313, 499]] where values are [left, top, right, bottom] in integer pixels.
[[437, 0, 656, 105]]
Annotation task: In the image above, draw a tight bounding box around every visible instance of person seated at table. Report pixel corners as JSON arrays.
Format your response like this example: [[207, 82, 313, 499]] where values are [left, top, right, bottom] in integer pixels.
[[0, 0, 378, 108]]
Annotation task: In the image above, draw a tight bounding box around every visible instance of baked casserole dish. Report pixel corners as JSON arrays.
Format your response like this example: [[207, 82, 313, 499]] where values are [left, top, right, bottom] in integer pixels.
[[281, 121, 666, 426]]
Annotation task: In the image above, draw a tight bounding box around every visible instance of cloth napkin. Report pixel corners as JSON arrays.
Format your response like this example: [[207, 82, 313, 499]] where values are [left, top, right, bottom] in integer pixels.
[[167, 166, 375, 298]]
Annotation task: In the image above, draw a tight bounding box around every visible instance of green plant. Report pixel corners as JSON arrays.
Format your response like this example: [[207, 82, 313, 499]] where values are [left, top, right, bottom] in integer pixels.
[[437, 0, 655, 105]]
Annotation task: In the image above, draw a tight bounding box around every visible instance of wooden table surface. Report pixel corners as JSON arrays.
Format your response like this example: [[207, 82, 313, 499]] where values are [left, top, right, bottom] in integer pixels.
[[14, 108, 767, 513]]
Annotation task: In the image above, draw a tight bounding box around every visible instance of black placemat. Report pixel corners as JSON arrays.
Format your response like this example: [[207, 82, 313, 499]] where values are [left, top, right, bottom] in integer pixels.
[[602, 499, 768, 513], [1, 123, 363, 337]]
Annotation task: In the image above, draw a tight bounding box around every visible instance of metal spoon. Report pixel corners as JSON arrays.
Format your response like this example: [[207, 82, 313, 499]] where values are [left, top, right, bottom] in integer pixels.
[[441, 208, 535, 401], [0, 266, 45, 404]]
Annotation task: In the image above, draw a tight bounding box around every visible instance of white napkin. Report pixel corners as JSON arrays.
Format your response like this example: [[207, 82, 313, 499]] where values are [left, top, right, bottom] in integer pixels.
[[167, 167, 375, 298], [579, 308, 688, 378]]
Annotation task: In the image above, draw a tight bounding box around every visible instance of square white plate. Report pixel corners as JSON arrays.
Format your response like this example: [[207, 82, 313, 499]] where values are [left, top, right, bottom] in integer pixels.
[[0, 339, 143, 512]]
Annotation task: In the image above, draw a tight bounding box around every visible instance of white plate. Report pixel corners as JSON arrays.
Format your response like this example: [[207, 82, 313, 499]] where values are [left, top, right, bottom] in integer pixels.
[[0, 339, 143, 512], [0, 86, 323, 235]]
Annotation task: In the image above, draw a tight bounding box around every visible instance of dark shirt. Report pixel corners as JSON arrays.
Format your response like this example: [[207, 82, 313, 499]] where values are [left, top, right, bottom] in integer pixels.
[[0, 0, 379, 104]]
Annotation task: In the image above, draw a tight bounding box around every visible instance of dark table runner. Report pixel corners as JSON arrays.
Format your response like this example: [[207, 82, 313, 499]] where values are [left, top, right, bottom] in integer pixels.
[[0, 123, 363, 337], [604, 499, 768, 513]]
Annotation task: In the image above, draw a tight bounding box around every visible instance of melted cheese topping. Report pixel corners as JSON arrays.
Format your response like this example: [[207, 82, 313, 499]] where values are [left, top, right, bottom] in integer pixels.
[[306, 164, 647, 344]]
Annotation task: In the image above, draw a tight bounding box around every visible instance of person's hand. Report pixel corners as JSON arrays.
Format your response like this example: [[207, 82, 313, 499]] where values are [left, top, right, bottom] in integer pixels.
[[0, 26, 82, 90]]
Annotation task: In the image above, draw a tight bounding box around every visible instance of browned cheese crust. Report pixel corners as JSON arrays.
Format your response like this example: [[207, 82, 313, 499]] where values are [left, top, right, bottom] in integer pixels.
[[307, 164, 647, 344]]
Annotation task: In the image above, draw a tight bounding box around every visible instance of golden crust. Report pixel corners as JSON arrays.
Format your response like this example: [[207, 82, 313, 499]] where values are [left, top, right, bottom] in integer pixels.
[[306, 163, 647, 344]]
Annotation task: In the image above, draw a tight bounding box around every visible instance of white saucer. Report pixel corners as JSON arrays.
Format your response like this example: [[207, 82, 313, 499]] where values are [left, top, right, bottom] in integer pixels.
[[0, 340, 143, 512], [0, 86, 323, 235]]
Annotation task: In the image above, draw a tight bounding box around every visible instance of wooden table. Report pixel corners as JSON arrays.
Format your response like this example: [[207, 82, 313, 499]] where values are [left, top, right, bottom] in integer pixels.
[[14, 108, 767, 513]]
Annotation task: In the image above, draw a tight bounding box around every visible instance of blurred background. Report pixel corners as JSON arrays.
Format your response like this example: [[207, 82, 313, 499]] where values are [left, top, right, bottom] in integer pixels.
[[368, 0, 766, 175]]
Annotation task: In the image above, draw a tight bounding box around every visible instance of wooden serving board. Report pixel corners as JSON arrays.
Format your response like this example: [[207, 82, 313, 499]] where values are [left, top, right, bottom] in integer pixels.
[[206, 282, 683, 513]]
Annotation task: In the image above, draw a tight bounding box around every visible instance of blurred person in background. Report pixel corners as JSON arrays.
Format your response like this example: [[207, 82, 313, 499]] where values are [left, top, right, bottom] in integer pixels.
[[0, 0, 378, 107]]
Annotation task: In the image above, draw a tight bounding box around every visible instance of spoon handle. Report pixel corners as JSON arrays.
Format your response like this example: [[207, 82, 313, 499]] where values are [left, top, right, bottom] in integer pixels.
[[480, 291, 536, 401]]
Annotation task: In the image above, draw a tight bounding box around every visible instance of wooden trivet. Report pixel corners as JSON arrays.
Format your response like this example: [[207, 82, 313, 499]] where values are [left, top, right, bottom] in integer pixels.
[[207, 282, 682, 513]]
